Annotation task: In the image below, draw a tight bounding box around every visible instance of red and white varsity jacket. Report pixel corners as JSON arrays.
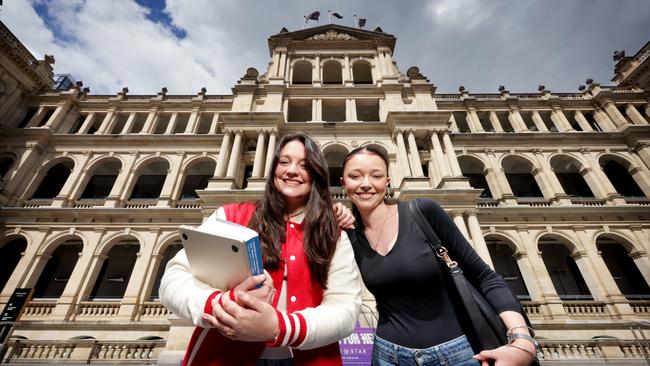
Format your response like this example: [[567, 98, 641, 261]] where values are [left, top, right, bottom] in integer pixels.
[[160, 202, 362, 366]]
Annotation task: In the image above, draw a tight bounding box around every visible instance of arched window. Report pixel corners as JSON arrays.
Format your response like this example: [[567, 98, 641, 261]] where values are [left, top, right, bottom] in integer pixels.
[[322, 61, 342, 85], [32, 240, 83, 299], [0, 156, 15, 179], [88, 240, 139, 300], [0, 237, 27, 292], [502, 156, 543, 198], [538, 237, 591, 300], [458, 156, 492, 198], [550, 155, 594, 197], [292, 61, 312, 85], [485, 237, 530, 300], [352, 62, 373, 84], [149, 241, 183, 300], [130, 160, 169, 199], [325, 146, 348, 187], [80, 160, 121, 199], [601, 159, 644, 197], [32, 160, 74, 199], [180, 160, 215, 199], [596, 236, 650, 300]]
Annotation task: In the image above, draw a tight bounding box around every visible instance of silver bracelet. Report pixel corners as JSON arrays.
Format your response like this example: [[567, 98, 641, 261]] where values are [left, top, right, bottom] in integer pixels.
[[507, 325, 536, 337], [506, 343, 537, 360]]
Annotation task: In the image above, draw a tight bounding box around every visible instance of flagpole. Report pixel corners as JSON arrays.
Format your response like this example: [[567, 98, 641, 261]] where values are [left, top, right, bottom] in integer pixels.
[[354, 14, 358, 28], [328, 10, 331, 24]]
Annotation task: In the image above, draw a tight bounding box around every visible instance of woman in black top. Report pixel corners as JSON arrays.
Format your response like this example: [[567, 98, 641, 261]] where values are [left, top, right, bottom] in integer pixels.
[[341, 146, 537, 366]]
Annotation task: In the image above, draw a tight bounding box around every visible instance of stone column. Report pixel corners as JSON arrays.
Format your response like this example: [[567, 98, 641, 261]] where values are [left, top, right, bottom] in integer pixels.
[[628, 164, 650, 197], [49, 229, 105, 321], [77, 113, 96, 134], [430, 131, 450, 179], [394, 130, 412, 178], [0, 143, 45, 206], [625, 104, 648, 125], [121, 113, 137, 134], [575, 228, 635, 318], [116, 230, 159, 320], [312, 99, 320, 122], [214, 131, 232, 178], [530, 111, 549, 132], [630, 227, 650, 285], [466, 212, 493, 268], [44, 101, 72, 132], [406, 130, 424, 177], [572, 111, 594, 132], [635, 141, 650, 170], [74, 253, 109, 310], [442, 132, 462, 177], [507, 108, 528, 132], [485, 151, 517, 205], [488, 111, 504, 132], [515, 227, 567, 318], [466, 109, 484, 132], [593, 108, 617, 131], [157, 153, 184, 207], [451, 211, 471, 242], [251, 131, 267, 178], [208, 113, 219, 134], [164, 113, 179, 135], [52, 151, 93, 208], [104, 151, 138, 207], [25, 106, 48, 128], [185, 107, 201, 134], [550, 107, 574, 132], [97, 108, 117, 134], [264, 131, 278, 177], [226, 131, 243, 178], [344, 54, 352, 85], [578, 149, 625, 205], [141, 107, 159, 134], [602, 101, 629, 128], [347, 99, 358, 122], [531, 149, 571, 205]]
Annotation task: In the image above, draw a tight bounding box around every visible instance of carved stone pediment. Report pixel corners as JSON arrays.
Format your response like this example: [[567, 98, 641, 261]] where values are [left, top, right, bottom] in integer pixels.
[[307, 30, 357, 41]]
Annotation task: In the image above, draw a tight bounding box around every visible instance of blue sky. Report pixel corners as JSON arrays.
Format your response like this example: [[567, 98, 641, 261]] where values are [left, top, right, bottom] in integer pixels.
[[2, 0, 650, 95]]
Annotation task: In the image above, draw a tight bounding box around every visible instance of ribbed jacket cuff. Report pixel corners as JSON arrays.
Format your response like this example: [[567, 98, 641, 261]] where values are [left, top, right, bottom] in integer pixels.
[[266, 309, 307, 348]]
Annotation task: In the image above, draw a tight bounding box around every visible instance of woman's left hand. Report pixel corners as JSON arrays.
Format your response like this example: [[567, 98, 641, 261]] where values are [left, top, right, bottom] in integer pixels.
[[204, 291, 279, 342], [333, 202, 355, 229], [473, 342, 536, 366]]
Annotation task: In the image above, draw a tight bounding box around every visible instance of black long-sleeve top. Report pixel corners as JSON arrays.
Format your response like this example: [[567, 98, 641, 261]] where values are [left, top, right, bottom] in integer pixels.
[[346, 198, 522, 349]]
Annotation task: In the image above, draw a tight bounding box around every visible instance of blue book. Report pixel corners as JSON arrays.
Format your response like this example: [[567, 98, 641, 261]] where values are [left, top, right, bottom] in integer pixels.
[[179, 217, 264, 291]]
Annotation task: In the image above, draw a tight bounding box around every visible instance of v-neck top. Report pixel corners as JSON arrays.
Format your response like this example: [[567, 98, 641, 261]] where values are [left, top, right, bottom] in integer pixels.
[[346, 199, 521, 349]]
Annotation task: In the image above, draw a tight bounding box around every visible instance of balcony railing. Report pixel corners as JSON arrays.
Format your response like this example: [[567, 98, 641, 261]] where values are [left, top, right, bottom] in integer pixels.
[[73, 198, 106, 208], [516, 197, 552, 207], [75, 301, 121, 320], [21, 198, 53, 208], [625, 197, 650, 205], [124, 198, 158, 208], [569, 197, 606, 206], [562, 301, 608, 316]]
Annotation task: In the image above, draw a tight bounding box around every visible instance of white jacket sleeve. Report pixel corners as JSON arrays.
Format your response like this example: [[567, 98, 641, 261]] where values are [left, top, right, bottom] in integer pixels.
[[159, 208, 227, 328], [272, 231, 362, 350]]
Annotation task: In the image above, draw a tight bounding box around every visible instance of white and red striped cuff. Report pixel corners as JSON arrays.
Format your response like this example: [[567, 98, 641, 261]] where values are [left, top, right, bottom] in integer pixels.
[[267, 309, 307, 348]]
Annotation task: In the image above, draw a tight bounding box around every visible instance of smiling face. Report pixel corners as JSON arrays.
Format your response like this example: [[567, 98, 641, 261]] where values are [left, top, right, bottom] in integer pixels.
[[341, 151, 390, 212], [274, 139, 313, 210]]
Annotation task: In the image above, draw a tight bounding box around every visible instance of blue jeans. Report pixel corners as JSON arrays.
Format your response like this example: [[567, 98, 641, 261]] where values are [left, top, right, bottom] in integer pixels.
[[371, 335, 480, 366]]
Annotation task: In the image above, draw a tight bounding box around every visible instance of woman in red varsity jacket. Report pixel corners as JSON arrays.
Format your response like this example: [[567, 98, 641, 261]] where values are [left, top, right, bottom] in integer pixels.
[[160, 132, 362, 366]]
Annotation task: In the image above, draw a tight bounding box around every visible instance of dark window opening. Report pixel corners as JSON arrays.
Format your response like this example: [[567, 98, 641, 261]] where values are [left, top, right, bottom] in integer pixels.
[[539, 111, 558, 132], [539, 242, 592, 300], [131, 113, 147, 134], [498, 112, 514, 132], [352, 62, 373, 84], [110, 114, 128, 134], [32, 161, 74, 199], [173, 113, 190, 134], [81, 175, 118, 199], [37, 109, 55, 127], [323, 62, 342, 85], [292, 62, 312, 85], [505, 173, 543, 198], [476, 112, 493, 132], [88, 243, 138, 299], [196, 114, 212, 134], [87, 113, 105, 135], [583, 111, 602, 132], [598, 241, 650, 300], [288, 100, 312, 122], [18, 108, 38, 128], [0, 238, 27, 292], [487, 240, 530, 300], [68, 116, 85, 134], [154, 114, 170, 134], [180, 175, 210, 198], [602, 160, 644, 197], [520, 111, 537, 131], [33, 242, 83, 299], [466, 174, 493, 198], [323, 100, 346, 122], [0, 157, 15, 179], [356, 100, 380, 122], [241, 165, 254, 189], [130, 161, 169, 199], [556, 173, 594, 197], [453, 112, 470, 132]]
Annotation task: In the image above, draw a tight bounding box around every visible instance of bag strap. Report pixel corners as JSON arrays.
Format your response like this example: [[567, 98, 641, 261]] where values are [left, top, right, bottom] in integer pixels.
[[407, 200, 504, 350]]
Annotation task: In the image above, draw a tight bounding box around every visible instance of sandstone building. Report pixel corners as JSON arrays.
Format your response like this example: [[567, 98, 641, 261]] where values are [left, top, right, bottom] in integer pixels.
[[1, 20, 649, 364]]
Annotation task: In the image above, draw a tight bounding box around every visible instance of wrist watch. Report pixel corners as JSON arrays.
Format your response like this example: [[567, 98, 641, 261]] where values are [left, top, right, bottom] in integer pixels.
[[507, 332, 540, 352]]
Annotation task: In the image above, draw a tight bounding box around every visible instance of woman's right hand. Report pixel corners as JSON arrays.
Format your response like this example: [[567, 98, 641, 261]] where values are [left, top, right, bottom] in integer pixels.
[[230, 270, 275, 304]]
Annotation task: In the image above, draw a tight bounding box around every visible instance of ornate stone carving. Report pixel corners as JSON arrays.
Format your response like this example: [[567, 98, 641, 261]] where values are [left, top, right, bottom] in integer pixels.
[[307, 31, 357, 41]]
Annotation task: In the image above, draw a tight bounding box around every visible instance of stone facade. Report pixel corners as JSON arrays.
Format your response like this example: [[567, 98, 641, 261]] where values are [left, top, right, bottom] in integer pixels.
[[1, 22, 649, 364]]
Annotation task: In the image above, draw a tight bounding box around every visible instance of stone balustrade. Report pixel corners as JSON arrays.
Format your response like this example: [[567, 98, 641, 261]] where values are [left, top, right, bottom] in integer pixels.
[[3, 339, 165, 363], [22, 301, 56, 319], [124, 198, 158, 208], [562, 301, 608, 316], [137, 301, 171, 320], [75, 301, 121, 319]]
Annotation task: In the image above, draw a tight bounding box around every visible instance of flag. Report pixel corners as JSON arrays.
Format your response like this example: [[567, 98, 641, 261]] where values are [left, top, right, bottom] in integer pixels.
[[304, 11, 320, 23], [331, 12, 343, 19], [358, 18, 367, 27]]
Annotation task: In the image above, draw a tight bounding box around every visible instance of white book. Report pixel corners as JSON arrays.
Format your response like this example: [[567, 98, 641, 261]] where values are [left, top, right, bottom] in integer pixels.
[[179, 218, 264, 290]]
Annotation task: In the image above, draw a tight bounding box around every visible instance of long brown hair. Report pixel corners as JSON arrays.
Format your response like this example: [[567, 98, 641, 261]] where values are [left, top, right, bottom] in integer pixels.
[[248, 132, 338, 289]]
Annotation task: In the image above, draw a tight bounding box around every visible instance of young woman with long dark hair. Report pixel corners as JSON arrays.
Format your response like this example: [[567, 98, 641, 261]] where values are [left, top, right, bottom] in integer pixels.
[[160, 133, 361, 366], [341, 146, 537, 366]]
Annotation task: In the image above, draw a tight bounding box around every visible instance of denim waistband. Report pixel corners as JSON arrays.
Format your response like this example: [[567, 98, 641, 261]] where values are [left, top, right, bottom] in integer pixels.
[[372, 334, 478, 366]]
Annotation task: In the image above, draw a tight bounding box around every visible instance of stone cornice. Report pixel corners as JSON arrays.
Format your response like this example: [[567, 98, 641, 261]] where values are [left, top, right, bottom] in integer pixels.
[[385, 110, 452, 131]]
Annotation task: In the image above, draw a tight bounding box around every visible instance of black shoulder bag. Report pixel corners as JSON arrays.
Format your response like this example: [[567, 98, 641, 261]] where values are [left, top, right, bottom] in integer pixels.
[[408, 200, 533, 355]]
